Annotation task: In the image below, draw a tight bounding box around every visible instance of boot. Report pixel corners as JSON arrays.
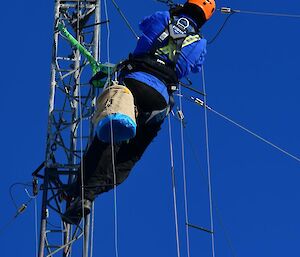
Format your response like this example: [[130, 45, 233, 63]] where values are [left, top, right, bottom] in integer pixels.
[[62, 197, 92, 225]]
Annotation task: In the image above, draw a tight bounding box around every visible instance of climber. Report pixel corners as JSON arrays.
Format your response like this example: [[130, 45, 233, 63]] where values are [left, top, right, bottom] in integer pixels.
[[62, 0, 216, 224]]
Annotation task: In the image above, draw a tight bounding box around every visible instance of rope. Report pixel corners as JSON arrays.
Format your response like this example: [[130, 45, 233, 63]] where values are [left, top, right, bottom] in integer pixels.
[[178, 86, 191, 257], [210, 108, 300, 163], [98, 0, 102, 63], [0, 198, 33, 236], [103, 1, 120, 257], [186, 96, 300, 164], [233, 9, 300, 19], [167, 115, 181, 257], [90, 202, 95, 257], [9, 182, 32, 210], [213, 205, 238, 257], [208, 12, 235, 45], [0, 216, 18, 236], [184, 130, 238, 257], [209, 6, 300, 45], [76, 0, 87, 255], [27, 192, 38, 257], [33, 194, 39, 257], [202, 67, 216, 257], [111, 0, 139, 40], [89, 1, 101, 255], [4, 182, 39, 257]]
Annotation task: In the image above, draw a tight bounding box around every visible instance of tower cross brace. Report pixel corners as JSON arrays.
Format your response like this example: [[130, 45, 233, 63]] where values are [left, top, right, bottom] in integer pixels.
[[37, 1, 101, 256]]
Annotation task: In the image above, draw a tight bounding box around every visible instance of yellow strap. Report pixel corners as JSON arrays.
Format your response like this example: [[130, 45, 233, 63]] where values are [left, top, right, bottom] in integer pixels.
[[156, 34, 201, 56]]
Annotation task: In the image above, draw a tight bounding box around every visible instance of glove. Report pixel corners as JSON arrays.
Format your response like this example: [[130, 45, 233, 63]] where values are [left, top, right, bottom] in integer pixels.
[[89, 71, 108, 88]]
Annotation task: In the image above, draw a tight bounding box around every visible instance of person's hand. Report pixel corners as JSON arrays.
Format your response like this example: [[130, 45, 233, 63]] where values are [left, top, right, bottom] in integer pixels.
[[89, 71, 107, 87]]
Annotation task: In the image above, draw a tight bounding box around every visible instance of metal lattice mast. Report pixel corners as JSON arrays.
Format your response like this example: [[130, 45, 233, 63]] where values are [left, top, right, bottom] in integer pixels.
[[37, 0, 101, 256]]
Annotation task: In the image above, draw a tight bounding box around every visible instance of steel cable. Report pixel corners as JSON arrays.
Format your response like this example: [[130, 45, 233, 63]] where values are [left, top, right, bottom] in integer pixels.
[[90, 202, 95, 257], [178, 86, 191, 257], [103, 0, 120, 256], [208, 12, 235, 45], [202, 67, 217, 257], [184, 129, 238, 257], [75, 1, 88, 255], [187, 95, 300, 164], [111, 0, 139, 40], [209, 107, 300, 163], [233, 9, 300, 19], [167, 115, 182, 257]]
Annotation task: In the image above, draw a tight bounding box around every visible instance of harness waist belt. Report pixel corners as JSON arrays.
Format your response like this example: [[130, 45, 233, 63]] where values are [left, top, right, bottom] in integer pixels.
[[122, 54, 178, 92]]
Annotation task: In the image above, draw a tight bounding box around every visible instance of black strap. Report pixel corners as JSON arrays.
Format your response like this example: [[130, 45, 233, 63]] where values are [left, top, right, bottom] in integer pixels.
[[118, 13, 199, 94], [119, 54, 178, 93]]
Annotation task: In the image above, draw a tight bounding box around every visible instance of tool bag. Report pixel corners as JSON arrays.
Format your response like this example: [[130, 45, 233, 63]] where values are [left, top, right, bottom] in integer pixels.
[[92, 82, 136, 143]]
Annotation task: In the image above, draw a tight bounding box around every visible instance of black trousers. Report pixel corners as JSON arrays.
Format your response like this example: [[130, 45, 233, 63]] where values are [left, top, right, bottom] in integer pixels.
[[74, 78, 168, 201]]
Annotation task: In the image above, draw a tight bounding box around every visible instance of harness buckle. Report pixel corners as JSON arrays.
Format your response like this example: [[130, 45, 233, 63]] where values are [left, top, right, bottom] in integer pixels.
[[176, 17, 190, 31], [158, 31, 169, 42], [169, 85, 178, 92], [156, 59, 166, 65], [169, 17, 189, 40]]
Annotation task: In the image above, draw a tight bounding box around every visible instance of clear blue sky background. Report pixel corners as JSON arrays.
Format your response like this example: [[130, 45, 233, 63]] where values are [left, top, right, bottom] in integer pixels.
[[1, 0, 300, 256]]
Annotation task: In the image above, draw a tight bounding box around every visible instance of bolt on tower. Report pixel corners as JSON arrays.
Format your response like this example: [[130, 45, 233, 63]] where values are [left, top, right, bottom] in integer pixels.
[[37, 0, 101, 256]]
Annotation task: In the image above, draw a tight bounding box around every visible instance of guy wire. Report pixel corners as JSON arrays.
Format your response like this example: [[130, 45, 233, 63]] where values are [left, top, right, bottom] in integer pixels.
[[167, 115, 182, 257], [202, 66, 216, 257], [178, 85, 191, 257], [111, 0, 139, 40], [76, 0, 87, 254], [104, 0, 120, 257], [233, 9, 300, 19], [187, 96, 300, 164]]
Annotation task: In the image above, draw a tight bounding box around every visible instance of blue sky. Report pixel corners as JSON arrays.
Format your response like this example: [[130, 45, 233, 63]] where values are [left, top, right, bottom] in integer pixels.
[[1, 0, 300, 256]]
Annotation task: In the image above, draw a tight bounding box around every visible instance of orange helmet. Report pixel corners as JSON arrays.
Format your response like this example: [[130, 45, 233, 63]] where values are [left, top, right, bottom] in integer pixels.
[[187, 0, 216, 20]]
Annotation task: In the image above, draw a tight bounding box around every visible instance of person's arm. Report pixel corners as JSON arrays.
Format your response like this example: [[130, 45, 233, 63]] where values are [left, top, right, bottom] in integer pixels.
[[176, 38, 207, 79], [133, 11, 170, 55], [139, 11, 169, 35], [191, 39, 207, 73]]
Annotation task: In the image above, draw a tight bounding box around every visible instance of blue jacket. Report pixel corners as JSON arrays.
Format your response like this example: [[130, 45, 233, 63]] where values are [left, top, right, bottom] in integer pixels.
[[125, 11, 207, 104]]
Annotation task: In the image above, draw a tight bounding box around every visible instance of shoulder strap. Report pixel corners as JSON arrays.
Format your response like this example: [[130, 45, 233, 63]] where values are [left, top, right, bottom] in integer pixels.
[[152, 14, 199, 67]]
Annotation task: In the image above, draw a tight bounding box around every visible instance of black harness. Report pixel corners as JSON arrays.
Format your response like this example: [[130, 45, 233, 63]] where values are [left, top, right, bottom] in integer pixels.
[[121, 54, 178, 92], [120, 13, 199, 94]]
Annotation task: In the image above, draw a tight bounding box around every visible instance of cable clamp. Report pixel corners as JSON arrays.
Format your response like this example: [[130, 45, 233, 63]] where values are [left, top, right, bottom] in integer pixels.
[[190, 97, 212, 110], [33, 177, 39, 196], [177, 110, 184, 121], [221, 7, 233, 14], [15, 204, 28, 218], [191, 97, 204, 106]]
